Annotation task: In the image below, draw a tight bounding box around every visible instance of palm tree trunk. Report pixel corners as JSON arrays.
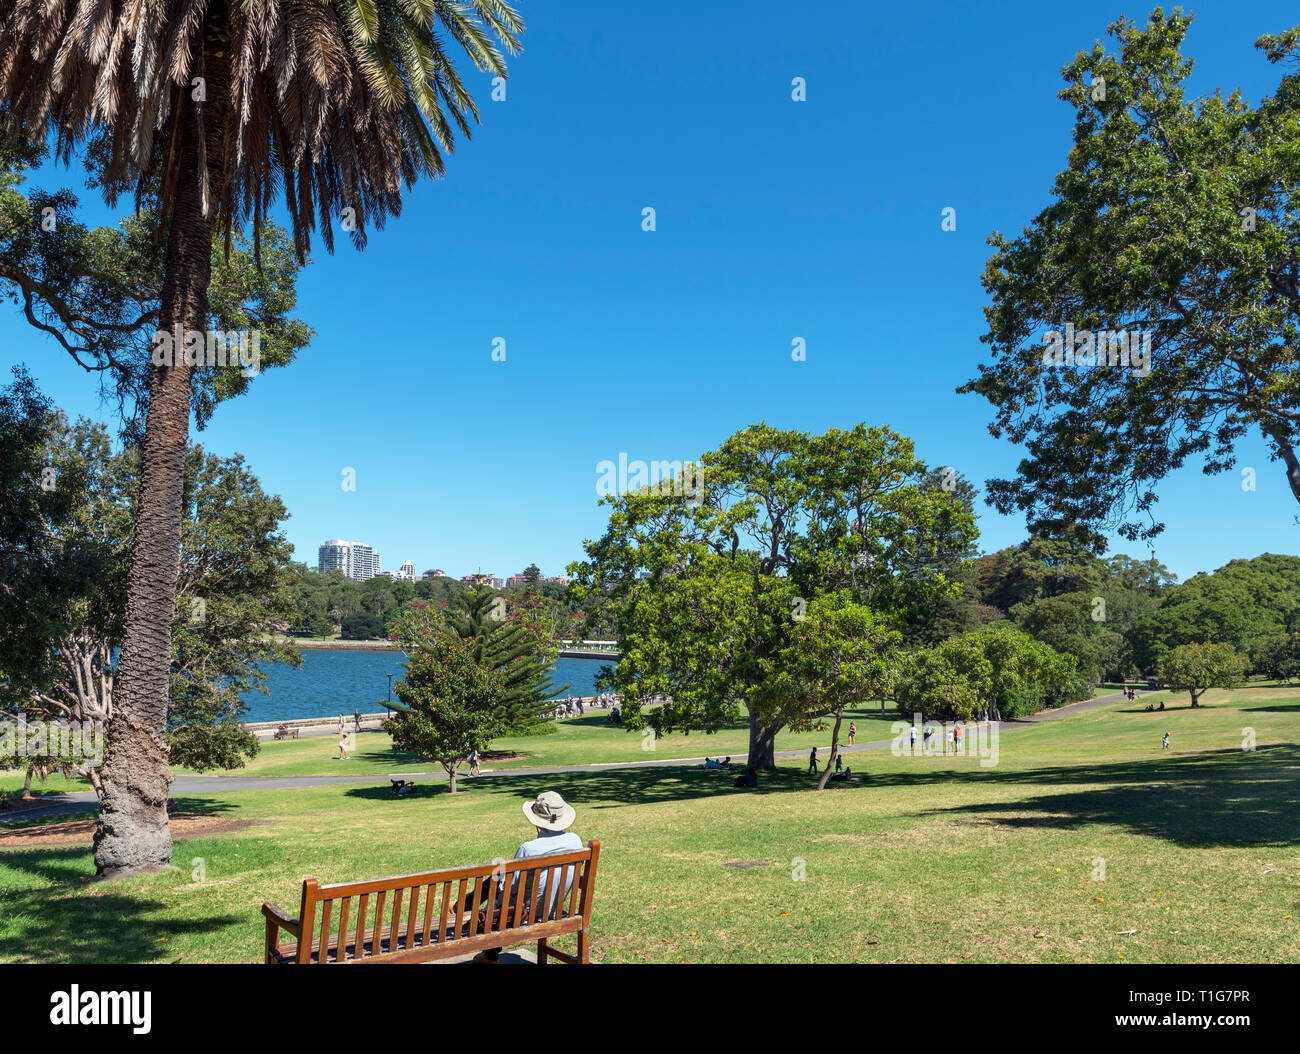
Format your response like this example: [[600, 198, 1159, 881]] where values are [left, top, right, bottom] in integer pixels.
[[93, 62, 224, 877]]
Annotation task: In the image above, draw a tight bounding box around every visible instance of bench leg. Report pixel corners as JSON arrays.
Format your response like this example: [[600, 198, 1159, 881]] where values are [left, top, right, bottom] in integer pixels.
[[577, 929, 589, 965], [537, 938, 548, 965], [264, 919, 278, 964]]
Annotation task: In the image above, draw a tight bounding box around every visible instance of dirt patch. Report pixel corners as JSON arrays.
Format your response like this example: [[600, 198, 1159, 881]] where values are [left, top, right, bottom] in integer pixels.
[[0, 814, 267, 849], [481, 752, 529, 762]]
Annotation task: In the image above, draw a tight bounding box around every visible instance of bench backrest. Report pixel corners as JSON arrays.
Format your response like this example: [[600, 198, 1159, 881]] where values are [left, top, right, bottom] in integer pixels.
[[292, 840, 600, 963]]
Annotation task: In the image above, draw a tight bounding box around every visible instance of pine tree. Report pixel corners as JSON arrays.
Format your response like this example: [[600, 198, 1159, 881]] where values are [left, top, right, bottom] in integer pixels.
[[391, 588, 565, 735]]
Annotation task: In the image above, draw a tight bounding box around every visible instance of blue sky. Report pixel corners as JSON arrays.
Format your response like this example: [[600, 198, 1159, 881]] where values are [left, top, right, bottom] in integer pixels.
[[3, 0, 1299, 583]]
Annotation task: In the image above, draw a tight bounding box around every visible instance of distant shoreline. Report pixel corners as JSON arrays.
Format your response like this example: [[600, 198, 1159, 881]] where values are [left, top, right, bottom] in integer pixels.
[[287, 638, 396, 650], [283, 638, 619, 659]]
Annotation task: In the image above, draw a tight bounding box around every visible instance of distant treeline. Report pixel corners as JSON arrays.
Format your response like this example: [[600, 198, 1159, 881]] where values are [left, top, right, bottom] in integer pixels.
[[910, 540, 1300, 683], [287, 563, 617, 642]]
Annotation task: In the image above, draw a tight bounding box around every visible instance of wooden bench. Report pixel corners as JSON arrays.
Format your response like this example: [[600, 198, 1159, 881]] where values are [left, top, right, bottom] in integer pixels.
[[261, 840, 600, 964], [272, 727, 299, 740]]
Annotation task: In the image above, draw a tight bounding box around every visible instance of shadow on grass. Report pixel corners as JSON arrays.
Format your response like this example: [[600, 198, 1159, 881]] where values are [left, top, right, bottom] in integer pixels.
[[334, 741, 1300, 851], [341, 762, 862, 811], [0, 848, 241, 964], [168, 798, 240, 818], [910, 743, 1300, 849]]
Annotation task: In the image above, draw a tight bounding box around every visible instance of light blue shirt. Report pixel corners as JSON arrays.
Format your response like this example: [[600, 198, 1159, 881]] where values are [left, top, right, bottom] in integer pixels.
[[498, 830, 583, 920]]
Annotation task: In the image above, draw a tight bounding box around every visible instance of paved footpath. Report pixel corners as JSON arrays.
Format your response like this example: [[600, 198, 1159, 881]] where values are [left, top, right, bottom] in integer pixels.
[[2, 691, 1139, 825]]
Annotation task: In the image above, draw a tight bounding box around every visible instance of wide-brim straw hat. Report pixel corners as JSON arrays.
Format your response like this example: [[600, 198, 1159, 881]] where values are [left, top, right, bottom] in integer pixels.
[[522, 791, 576, 832]]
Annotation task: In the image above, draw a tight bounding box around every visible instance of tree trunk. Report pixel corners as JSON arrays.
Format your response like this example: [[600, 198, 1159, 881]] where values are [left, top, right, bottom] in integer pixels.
[[816, 709, 844, 791], [93, 49, 226, 877], [22, 766, 34, 800], [747, 711, 780, 770], [447, 763, 459, 794]]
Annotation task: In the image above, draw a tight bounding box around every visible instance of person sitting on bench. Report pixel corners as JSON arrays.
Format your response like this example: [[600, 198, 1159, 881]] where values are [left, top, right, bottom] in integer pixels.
[[474, 791, 584, 963]]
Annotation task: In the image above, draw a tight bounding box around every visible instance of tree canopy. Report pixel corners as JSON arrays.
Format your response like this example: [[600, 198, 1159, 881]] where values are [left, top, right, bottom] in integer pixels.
[[962, 10, 1300, 543], [569, 422, 978, 767]]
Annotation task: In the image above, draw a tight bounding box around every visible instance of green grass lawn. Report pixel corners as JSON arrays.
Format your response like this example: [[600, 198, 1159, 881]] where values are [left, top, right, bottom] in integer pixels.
[[2, 683, 1297, 964], [181, 704, 901, 779]]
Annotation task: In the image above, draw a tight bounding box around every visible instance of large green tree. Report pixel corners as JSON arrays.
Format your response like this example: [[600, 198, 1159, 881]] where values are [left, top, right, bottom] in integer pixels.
[[569, 423, 978, 768], [0, 391, 299, 798], [0, 0, 521, 875], [1127, 554, 1300, 671], [1158, 642, 1248, 707], [895, 624, 1076, 723], [386, 633, 508, 795], [961, 10, 1300, 544]]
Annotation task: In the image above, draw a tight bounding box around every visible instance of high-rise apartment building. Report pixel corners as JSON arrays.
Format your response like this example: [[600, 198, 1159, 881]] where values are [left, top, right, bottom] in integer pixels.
[[318, 540, 383, 581]]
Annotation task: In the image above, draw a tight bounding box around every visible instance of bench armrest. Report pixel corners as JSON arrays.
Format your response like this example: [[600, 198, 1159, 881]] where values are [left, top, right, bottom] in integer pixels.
[[261, 902, 301, 937]]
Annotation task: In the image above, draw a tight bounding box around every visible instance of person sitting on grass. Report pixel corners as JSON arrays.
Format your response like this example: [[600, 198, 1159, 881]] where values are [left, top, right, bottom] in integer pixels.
[[473, 791, 584, 964], [828, 766, 859, 783], [720, 756, 733, 770]]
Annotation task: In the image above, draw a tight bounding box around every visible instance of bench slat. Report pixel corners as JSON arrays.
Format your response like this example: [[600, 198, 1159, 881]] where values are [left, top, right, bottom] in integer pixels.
[[335, 896, 351, 964], [405, 886, 420, 949], [355, 894, 369, 960], [437, 881, 451, 950], [317, 899, 333, 965], [370, 891, 386, 958]]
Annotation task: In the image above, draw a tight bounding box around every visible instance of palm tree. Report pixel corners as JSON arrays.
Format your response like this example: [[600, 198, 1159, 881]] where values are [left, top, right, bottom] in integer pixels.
[[0, 0, 522, 876]]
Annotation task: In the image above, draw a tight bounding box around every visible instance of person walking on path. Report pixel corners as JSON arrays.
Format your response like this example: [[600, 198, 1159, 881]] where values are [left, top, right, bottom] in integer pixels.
[[469, 749, 482, 776], [848, 722, 856, 746], [954, 724, 963, 754], [353, 708, 361, 733], [910, 724, 918, 755], [338, 713, 345, 735], [808, 747, 818, 775]]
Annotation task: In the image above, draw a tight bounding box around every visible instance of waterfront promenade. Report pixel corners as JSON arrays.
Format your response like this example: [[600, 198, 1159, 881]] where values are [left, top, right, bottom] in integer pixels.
[[283, 638, 620, 659]]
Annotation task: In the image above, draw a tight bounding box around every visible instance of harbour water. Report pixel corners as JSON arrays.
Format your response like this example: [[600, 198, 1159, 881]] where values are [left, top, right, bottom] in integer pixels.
[[238, 649, 611, 724]]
